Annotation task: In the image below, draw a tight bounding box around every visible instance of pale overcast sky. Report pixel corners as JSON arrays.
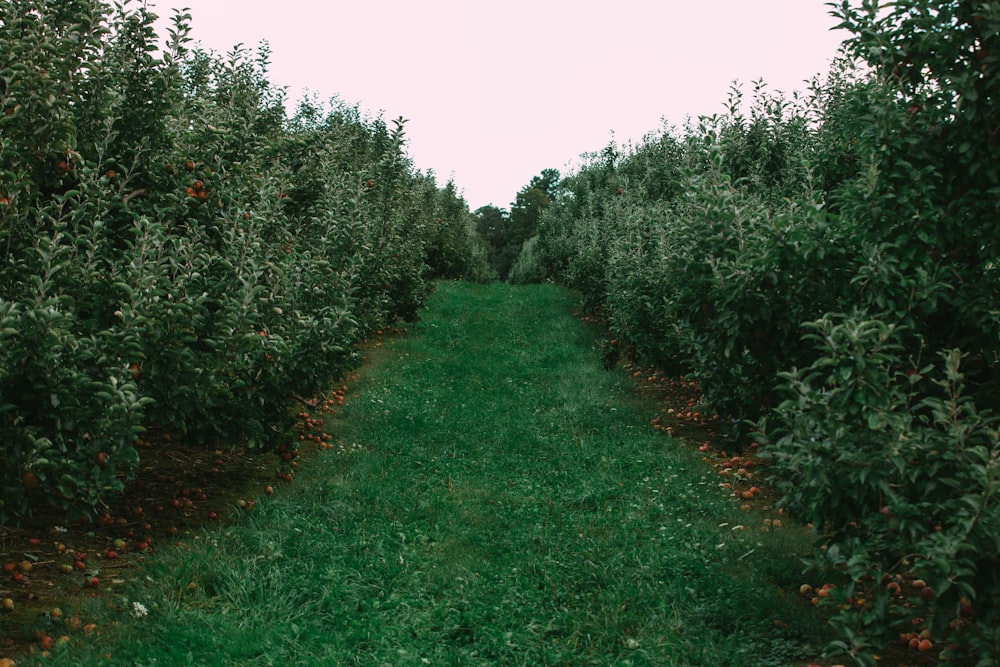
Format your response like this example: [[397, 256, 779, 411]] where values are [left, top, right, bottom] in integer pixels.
[[150, 1, 848, 210]]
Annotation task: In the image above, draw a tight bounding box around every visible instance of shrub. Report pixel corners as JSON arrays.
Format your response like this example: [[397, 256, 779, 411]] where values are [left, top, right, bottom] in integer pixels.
[[528, 1, 999, 662], [537, 90, 856, 440], [0, 195, 148, 522], [0, 0, 489, 524], [833, 0, 1000, 408], [507, 236, 546, 284], [762, 315, 1000, 664]]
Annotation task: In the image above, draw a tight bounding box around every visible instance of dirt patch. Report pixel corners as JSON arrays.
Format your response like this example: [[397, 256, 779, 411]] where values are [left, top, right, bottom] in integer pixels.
[[0, 325, 412, 662], [0, 420, 308, 657], [0, 327, 399, 663]]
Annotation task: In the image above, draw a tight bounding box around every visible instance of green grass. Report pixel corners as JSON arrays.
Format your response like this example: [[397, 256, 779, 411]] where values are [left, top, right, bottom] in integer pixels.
[[40, 281, 829, 666]]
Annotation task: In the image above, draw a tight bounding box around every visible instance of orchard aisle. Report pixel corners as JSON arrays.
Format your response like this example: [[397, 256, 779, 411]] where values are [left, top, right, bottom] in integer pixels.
[[48, 282, 828, 667]]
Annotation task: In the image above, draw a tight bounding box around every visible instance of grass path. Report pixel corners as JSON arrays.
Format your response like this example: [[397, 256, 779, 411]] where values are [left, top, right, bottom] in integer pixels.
[[46, 281, 827, 666]]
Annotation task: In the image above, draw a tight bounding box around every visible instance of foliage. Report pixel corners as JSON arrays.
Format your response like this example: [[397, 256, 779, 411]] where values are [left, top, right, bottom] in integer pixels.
[[509, 168, 559, 244], [536, 89, 852, 436], [763, 317, 1000, 664], [475, 169, 559, 279], [506, 235, 545, 284], [473, 204, 511, 277], [529, 0, 1000, 661], [0, 0, 490, 524], [832, 0, 1000, 408]]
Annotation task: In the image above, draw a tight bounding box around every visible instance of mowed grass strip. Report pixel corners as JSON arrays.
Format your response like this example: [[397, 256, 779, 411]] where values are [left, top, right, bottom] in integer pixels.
[[44, 281, 828, 666]]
